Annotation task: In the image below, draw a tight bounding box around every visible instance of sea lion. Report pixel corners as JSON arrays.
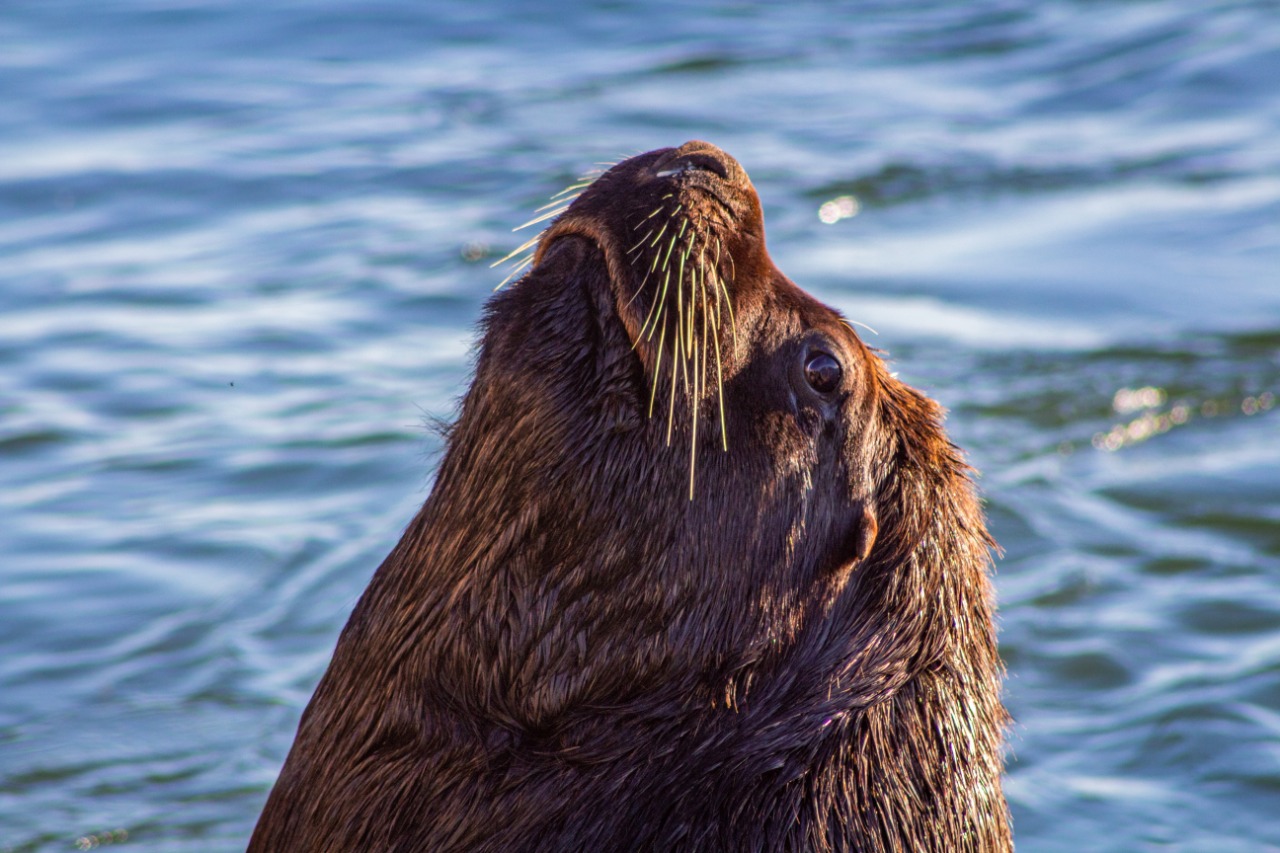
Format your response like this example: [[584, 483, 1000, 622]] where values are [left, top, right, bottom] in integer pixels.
[[249, 141, 1011, 852]]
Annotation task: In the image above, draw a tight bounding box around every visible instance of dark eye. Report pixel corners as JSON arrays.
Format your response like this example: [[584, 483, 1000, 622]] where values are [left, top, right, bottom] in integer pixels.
[[804, 351, 842, 394]]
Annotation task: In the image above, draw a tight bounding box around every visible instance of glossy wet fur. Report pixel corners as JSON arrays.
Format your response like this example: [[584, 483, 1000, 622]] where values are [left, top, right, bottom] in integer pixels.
[[250, 142, 1011, 852]]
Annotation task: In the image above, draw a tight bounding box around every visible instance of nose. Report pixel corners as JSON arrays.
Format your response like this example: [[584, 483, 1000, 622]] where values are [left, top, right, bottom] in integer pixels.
[[652, 141, 749, 188]]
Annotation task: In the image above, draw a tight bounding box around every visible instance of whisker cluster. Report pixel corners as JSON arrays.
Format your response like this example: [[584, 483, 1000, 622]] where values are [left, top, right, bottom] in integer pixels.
[[490, 170, 604, 289], [628, 202, 736, 500], [491, 166, 738, 500]]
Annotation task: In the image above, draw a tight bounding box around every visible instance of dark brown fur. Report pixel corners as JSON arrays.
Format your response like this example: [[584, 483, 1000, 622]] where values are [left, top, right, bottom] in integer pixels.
[[250, 142, 1011, 852]]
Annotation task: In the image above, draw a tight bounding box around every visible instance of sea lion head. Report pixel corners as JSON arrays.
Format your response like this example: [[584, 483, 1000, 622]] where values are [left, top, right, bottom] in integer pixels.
[[429, 141, 987, 724]]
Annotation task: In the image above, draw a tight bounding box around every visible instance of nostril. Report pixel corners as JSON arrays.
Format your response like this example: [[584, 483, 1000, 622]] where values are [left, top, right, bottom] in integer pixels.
[[654, 152, 730, 180]]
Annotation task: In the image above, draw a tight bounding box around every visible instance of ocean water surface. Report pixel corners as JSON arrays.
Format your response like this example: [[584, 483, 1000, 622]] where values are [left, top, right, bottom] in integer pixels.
[[2, 1, 1278, 850]]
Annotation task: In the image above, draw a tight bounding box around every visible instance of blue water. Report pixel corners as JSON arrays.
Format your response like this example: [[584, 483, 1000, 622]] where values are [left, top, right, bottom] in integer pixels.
[[3, 2, 1278, 850]]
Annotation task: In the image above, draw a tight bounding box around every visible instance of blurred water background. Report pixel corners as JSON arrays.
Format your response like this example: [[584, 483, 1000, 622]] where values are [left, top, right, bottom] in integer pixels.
[[2, 1, 1279, 850]]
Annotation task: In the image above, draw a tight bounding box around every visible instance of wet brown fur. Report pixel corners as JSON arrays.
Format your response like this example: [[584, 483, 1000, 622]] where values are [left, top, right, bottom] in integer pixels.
[[249, 142, 1011, 852]]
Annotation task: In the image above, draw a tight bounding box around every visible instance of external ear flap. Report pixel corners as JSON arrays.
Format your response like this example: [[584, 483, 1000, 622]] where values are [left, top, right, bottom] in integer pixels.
[[854, 503, 879, 562]]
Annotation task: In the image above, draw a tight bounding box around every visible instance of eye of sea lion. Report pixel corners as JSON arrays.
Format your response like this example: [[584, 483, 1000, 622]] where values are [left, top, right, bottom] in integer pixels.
[[804, 350, 842, 394]]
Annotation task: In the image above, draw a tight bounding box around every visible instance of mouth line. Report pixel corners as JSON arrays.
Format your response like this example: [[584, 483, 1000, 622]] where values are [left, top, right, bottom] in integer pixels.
[[691, 182, 738, 219]]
